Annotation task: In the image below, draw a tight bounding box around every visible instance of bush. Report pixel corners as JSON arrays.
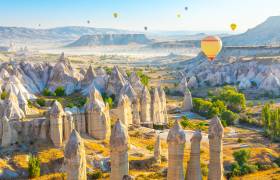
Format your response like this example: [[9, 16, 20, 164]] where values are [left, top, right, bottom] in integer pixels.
[[221, 110, 239, 126], [89, 170, 103, 179], [1, 90, 8, 100], [237, 138, 243, 143], [101, 93, 115, 109], [146, 144, 154, 151], [28, 155, 40, 178], [42, 88, 55, 96], [180, 116, 190, 128], [239, 114, 261, 127], [55, 86, 65, 97], [36, 98, 46, 107], [193, 98, 222, 118], [136, 71, 150, 87], [233, 149, 251, 166]]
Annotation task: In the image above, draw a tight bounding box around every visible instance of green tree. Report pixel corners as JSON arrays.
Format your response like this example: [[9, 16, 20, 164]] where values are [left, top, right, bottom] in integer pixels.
[[233, 149, 251, 166], [55, 86, 65, 97], [221, 110, 239, 126], [0, 90, 8, 100], [28, 155, 40, 178]]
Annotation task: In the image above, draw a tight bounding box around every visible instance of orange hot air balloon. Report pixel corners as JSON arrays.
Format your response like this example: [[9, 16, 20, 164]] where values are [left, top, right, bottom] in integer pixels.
[[230, 23, 237, 31], [201, 36, 222, 61]]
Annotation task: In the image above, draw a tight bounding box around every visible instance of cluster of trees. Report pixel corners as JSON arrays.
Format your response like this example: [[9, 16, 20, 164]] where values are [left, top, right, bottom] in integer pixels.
[[261, 103, 280, 141], [193, 86, 245, 126], [42, 86, 65, 97]]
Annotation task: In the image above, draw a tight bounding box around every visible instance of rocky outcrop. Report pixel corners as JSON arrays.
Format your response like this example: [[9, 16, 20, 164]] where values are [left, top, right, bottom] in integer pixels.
[[1, 116, 17, 147], [86, 87, 110, 140], [167, 120, 186, 180], [80, 65, 96, 87], [48, 53, 79, 95], [110, 120, 129, 180], [154, 134, 161, 163], [140, 86, 152, 125], [106, 66, 126, 96], [63, 111, 75, 142], [117, 95, 132, 126], [178, 77, 188, 94], [182, 88, 193, 112], [119, 83, 140, 126], [151, 88, 164, 125], [208, 116, 224, 180], [2, 91, 25, 120], [129, 72, 144, 97], [158, 86, 168, 124], [64, 130, 87, 180], [186, 131, 202, 180], [49, 101, 64, 147]]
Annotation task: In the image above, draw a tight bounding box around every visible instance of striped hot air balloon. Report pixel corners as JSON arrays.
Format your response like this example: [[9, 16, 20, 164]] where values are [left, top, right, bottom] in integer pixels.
[[201, 36, 223, 61]]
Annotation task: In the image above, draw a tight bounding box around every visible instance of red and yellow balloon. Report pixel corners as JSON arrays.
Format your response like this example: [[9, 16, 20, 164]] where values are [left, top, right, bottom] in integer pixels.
[[201, 36, 223, 61]]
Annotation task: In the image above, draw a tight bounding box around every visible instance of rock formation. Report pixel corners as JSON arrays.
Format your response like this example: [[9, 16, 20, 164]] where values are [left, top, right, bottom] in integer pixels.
[[140, 86, 152, 126], [63, 111, 74, 142], [208, 116, 224, 180], [1, 116, 17, 147], [151, 88, 164, 125], [86, 87, 110, 140], [117, 95, 132, 126], [119, 83, 141, 126], [167, 120, 186, 180], [49, 101, 64, 147], [110, 120, 129, 180], [158, 86, 168, 124], [186, 131, 202, 180], [182, 88, 193, 112], [106, 66, 126, 96], [129, 72, 144, 97], [178, 76, 188, 94], [64, 130, 87, 180], [154, 134, 161, 163], [3, 91, 25, 120]]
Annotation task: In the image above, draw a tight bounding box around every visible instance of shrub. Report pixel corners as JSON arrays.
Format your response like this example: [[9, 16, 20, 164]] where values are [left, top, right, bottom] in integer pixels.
[[89, 170, 103, 179], [36, 98, 46, 107], [237, 138, 243, 143], [28, 155, 40, 178], [66, 103, 74, 108], [146, 144, 154, 151], [193, 98, 219, 118], [0, 90, 8, 100], [136, 71, 150, 87], [233, 149, 251, 166], [55, 86, 65, 97], [42, 88, 54, 96], [221, 110, 239, 126], [180, 116, 190, 128]]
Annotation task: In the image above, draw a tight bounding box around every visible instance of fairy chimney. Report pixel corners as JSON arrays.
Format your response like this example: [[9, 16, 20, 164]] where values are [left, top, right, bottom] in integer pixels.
[[182, 88, 193, 112], [154, 134, 161, 163], [140, 86, 152, 126], [49, 101, 64, 147], [117, 94, 133, 126]]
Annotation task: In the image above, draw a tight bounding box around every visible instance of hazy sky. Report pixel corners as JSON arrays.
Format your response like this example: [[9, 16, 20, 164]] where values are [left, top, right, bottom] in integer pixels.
[[0, 0, 280, 32]]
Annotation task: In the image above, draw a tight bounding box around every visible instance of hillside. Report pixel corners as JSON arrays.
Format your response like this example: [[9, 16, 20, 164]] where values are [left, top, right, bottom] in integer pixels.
[[224, 16, 280, 46], [66, 34, 152, 47]]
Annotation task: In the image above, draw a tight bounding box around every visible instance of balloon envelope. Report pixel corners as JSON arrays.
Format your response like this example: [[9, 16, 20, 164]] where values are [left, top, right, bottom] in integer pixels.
[[87, 20, 90, 24], [231, 23, 237, 31], [177, 13, 181, 18], [185, 7, 188, 11], [113, 13, 118, 18], [144, 26, 148, 31], [201, 36, 222, 61]]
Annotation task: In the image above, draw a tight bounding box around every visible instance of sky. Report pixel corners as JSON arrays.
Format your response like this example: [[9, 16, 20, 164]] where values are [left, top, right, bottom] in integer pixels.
[[0, 0, 280, 32]]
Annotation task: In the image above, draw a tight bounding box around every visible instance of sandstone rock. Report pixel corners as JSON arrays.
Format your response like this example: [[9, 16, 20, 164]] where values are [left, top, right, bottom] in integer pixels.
[[1, 116, 17, 147], [39, 120, 49, 140], [178, 76, 188, 94], [158, 86, 168, 124], [186, 131, 202, 180], [182, 88, 193, 112], [65, 130, 87, 180], [208, 116, 224, 180], [151, 88, 164, 125], [167, 120, 186, 180], [80, 65, 96, 87], [3, 91, 25, 120], [117, 95, 132, 126], [49, 101, 64, 147], [86, 87, 110, 140], [188, 76, 198, 89], [129, 72, 144, 97], [154, 134, 161, 163], [140, 86, 151, 125], [106, 66, 126, 96], [110, 120, 129, 180], [64, 111, 75, 142], [239, 79, 252, 89]]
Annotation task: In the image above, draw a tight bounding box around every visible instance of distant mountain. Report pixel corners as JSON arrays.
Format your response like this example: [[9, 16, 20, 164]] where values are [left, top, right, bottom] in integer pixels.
[[66, 34, 152, 47], [0, 26, 132, 43], [224, 16, 280, 46]]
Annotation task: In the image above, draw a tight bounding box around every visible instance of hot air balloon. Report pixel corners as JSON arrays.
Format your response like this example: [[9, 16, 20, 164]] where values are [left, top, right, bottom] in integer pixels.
[[230, 23, 237, 31], [38, 24, 41, 27], [201, 36, 222, 61], [87, 20, 90, 24], [113, 13, 118, 18], [144, 26, 148, 31], [177, 13, 181, 18], [185, 7, 188, 11]]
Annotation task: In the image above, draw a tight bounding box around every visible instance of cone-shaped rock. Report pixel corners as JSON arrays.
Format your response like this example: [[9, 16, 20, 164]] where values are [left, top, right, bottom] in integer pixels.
[[107, 66, 126, 96], [182, 88, 193, 112], [117, 95, 132, 126], [140, 86, 151, 125], [154, 134, 161, 163], [49, 101, 64, 147], [158, 86, 168, 124], [151, 88, 164, 125], [65, 130, 87, 180]]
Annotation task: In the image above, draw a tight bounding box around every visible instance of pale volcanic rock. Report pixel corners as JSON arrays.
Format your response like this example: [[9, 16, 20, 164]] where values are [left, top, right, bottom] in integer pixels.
[[167, 120, 186, 180], [178, 76, 188, 94], [3, 91, 25, 120], [186, 131, 202, 180], [48, 53, 79, 95], [259, 73, 280, 93], [106, 66, 127, 96], [129, 72, 144, 97], [17, 91, 28, 114], [117, 95, 132, 126], [158, 86, 168, 124], [188, 76, 198, 89], [86, 87, 110, 140], [110, 120, 129, 180], [151, 88, 163, 125], [64, 130, 87, 180], [80, 65, 96, 87], [239, 79, 252, 89], [63, 111, 75, 142], [208, 116, 224, 180], [182, 88, 193, 112], [119, 83, 141, 126], [1, 116, 17, 147], [154, 134, 161, 163], [140, 86, 151, 124], [49, 101, 64, 147]]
